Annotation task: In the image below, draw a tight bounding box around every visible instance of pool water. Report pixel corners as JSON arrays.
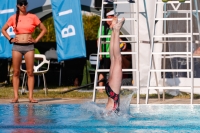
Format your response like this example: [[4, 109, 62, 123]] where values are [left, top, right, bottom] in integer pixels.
[[0, 103, 200, 133]]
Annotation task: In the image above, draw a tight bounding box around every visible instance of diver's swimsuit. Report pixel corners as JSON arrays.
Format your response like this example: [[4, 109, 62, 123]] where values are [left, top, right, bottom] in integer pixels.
[[105, 82, 120, 113]]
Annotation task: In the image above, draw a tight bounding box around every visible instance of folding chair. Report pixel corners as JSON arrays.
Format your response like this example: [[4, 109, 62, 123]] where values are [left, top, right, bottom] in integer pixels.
[[20, 54, 50, 95]]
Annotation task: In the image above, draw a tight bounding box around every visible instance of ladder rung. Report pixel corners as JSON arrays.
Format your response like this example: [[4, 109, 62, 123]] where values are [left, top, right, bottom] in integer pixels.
[[152, 52, 191, 55], [193, 33, 200, 37], [121, 86, 138, 89], [99, 52, 137, 55], [97, 69, 138, 72], [122, 69, 138, 72], [148, 87, 191, 90], [155, 18, 191, 21], [102, 18, 136, 21], [141, 40, 196, 43], [150, 69, 192, 72], [160, 55, 196, 58], [155, 40, 193, 43], [156, 1, 190, 4], [153, 34, 192, 38], [193, 55, 200, 58], [117, 12, 137, 14], [100, 35, 136, 38], [101, 41, 137, 44], [121, 52, 137, 55], [140, 41, 150, 44], [140, 40, 194, 44], [165, 10, 199, 14], [95, 86, 105, 89], [103, 1, 135, 4]]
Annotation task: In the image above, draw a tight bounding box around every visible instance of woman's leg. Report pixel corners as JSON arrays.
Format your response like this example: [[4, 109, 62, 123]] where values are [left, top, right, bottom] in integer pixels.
[[108, 17, 116, 81], [12, 51, 23, 102], [106, 17, 125, 111], [109, 18, 124, 93], [24, 51, 37, 102], [105, 17, 116, 110]]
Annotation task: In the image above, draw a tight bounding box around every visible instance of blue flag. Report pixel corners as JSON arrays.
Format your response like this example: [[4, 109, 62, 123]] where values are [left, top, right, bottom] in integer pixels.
[[0, 0, 16, 59], [51, 0, 86, 62]]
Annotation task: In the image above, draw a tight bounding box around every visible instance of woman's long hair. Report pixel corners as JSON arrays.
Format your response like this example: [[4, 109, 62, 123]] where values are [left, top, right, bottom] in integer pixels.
[[15, 6, 20, 31]]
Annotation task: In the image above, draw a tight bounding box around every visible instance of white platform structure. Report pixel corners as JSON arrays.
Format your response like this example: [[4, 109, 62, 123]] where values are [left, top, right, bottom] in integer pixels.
[[92, 0, 141, 104], [146, 0, 200, 104]]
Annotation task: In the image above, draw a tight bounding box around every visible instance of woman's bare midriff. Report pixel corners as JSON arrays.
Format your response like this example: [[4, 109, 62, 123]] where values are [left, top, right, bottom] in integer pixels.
[[15, 34, 33, 43]]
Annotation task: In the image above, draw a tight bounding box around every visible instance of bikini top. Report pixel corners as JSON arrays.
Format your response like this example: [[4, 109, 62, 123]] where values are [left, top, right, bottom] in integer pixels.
[[7, 13, 41, 34]]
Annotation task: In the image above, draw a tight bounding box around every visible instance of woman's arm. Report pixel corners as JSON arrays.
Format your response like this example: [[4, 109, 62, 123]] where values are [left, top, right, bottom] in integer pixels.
[[2, 24, 12, 40], [1, 24, 17, 43], [31, 22, 47, 43], [120, 38, 126, 51]]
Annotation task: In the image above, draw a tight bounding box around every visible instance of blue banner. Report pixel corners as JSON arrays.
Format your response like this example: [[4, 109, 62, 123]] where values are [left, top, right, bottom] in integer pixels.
[[51, 0, 86, 62], [0, 0, 16, 59]]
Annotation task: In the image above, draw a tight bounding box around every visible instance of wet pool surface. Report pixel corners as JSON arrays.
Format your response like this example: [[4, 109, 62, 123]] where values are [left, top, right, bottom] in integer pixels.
[[0, 103, 200, 133]]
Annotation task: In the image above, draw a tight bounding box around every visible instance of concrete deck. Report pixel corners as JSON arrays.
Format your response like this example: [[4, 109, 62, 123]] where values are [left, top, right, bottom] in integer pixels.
[[1, 98, 200, 104]]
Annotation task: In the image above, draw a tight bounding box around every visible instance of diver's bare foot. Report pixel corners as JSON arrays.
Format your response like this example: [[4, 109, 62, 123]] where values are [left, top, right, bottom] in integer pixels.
[[113, 17, 125, 31], [110, 16, 118, 29]]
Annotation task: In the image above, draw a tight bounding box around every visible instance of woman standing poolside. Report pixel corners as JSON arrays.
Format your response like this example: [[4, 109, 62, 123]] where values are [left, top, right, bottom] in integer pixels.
[[1, 0, 47, 103], [105, 16, 125, 113]]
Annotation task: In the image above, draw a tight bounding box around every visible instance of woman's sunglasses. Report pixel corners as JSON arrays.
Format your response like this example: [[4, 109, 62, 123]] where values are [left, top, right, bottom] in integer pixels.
[[18, 2, 28, 6]]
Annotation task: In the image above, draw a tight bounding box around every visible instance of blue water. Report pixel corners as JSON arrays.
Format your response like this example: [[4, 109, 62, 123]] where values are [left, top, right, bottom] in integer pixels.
[[0, 103, 200, 133]]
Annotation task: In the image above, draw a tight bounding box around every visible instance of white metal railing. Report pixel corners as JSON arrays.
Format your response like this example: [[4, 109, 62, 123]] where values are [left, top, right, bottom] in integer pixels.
[[146, 0, 200, 104], [92, 0, 148, 104]]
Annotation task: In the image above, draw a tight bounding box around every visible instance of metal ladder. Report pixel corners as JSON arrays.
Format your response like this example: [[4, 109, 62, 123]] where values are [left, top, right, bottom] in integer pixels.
[[92, 0, 141, 104], [146, 0, 200, 104]]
